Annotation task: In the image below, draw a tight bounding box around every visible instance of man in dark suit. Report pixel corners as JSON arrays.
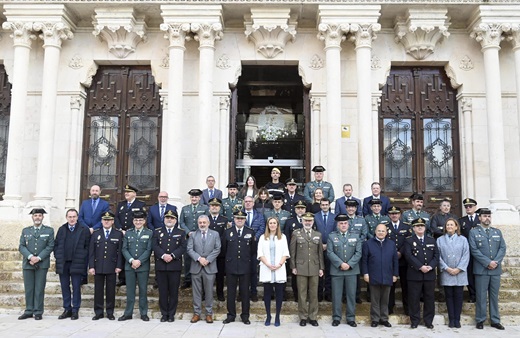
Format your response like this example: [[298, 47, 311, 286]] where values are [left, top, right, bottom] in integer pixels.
[[18, 208, 55, 321], [201, 176, 223, 205], [403, 217, 439, 329], [147, 191, 177, 230], [313, 199, 336, 301], [334, 183, 362, 216], [186, 215, 221, 324], [222, 210, 257, 325], [153, 210, 186, 322], [459, 198, 479, 303], [208, 197, 228, 301], [78, 185, 110, 235], [54, 209, 90, 320], [243, 195, 265, 301], [88, 211, 123, 320], [283, 178, 305, 217], [115, 184, 146, 286], [362, 182, 391, 216]]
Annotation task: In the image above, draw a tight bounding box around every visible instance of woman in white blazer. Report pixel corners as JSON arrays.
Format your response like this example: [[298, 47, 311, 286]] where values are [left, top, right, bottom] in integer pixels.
[[258, 217, 290, 327], [437, 218, 469, 328]]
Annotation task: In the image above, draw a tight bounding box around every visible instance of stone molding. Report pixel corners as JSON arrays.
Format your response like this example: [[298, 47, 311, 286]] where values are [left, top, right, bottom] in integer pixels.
[[191, 22, 223, 48], [33, 22, 73, 48], [2, 21, 37, 48], [394, 9, 450, 60], [470, 23, 510, 49], [244, 8, 297, 58], [349, 23, 381, 48], [506, 24, 520, 51], [92, 8, 147, 58], [317, 23, 348, 49], [219, 96, 230, 110], [160, 23, 191, 48]]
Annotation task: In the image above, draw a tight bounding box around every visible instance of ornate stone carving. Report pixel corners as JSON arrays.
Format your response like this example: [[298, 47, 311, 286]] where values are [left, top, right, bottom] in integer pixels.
[[33, 22, 73, 47], [349, 23, 381, 48], [371, 55, 381, 70], [230, 64, 242, 88], [459, 55, 474, 71], [81, 62, 98, 88], [298, 64, 311, 88], [371, 96, 381, 111], [2, 22, 36, 47], [311, 97, 321, 112], [191, 23, 223, 48], [219, 96, 230, 110], [309, 54, 324, 70], [92, 8, 147, 58], [244, 9, 297, 59], [506, 24, 520, 50], [470, 23, 511, 49], [216, 54, 231, 69], [444, 64, 461, 89], [394, 9, 450, 60], [69, 54, 83, 69], [160, 23, 191, 48], [160, 53, 169, 69], [70, 95, 82, 110], [317, 23, 348, 48], [461, 97, 472, 113]]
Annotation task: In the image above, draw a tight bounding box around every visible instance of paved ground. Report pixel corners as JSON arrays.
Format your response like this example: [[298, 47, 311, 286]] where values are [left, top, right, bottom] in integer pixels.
[[0, 314, 518, 338]]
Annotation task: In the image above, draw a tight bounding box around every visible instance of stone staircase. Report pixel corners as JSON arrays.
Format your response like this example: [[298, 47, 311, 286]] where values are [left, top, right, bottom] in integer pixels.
[[0, 250, 519, 325]]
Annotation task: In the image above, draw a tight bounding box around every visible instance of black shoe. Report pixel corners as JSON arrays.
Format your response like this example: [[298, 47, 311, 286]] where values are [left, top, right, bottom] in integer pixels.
[[92, 314, 104, 320], [81, 278, 88, 285], [107, 314, 115, 320], [217, 295, 225, 301], [141, 315, 150, 321], [168, 317, 175, 322], [476, 322, 484, 329], [18, 313, 33, 320], [118, 315, 132, 321], [426, 324, 434, 329], [318, 294, 324, 302], [455, 321, 461, 328], [299, 319, 307, 326], [371, 321, 378, 327], [116, 280, 126, 287], [161, 316, 168, 322], [356, 298, 362, 304], [34, 315, 42, 320], [58, 310, 72, 319], [251, 294, 258, 302], [380, 321, 391, 327], [71, 313, 79, 320], [491, 323, 505, 330], [243, 319, 251, 325], [332, 320, 340, 326], [347, 321, 357, 327], [181, 282, 191, 289], [324, 294, 332, 302], [223, 318, 235, 324], [411, 324, 418, 329], [309, 320, 318, 327]]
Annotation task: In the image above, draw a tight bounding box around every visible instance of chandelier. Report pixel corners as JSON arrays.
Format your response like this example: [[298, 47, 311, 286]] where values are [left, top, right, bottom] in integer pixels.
[[256, 105, 296, 141]]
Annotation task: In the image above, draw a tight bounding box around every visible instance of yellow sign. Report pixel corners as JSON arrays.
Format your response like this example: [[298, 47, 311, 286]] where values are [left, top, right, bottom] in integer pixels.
[[341, 125, 350, 138]]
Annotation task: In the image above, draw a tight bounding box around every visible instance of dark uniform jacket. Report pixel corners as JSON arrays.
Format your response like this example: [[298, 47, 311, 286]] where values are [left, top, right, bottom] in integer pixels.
[[209, 215, 228, 257], [386, 221, 411, 266], [19, 225, 55, 270], [284, 216, 303, 245], [89, 228, 123, 274], [222, 226, 256, 275], [283, 193, 305, 216], [403, 234, 439, 281], [115, 199, 146, 230], [459, 214, 479, 238], [54, 223, 90, 275], [122, 227, 153, 272], [153, 226, 187, 271]]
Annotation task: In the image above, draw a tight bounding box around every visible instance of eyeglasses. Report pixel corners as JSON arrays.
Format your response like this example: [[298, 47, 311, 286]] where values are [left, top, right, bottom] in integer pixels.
[[464, 205, 474, 208], [159, 196, 168, 198]]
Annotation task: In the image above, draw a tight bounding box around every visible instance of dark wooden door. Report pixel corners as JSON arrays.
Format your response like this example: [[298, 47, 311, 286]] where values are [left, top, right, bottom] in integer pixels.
[[0, 65, 11, 199], [81, 66, 162, 208], [379, 67, 462, 216]]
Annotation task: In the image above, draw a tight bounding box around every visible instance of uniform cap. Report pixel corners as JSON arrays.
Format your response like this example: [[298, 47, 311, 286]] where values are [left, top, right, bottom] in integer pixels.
[[101, 211, 115, 220], [409, 193, 424, 201], [164, 210, 178, 219], [388, 206, 401, 214], [29, 208, 47, 215], [285, 178, 297, 185], [293, 200, 307, 209], [463, 198, 477, 206], [124, 184, 139, 193], [233, 210, 247, 218], [477, 208, 491, 215], [411, 218, 427, 227], [133, 209, 147, 219], [345, 199, 359, 207], [302, 212, 315, 220], [334, 214, 349, 222], [188, 189, 203, 196], [311, 165, 326, 172], [209, 198, 222, 206], [369, 199, 382, 205]]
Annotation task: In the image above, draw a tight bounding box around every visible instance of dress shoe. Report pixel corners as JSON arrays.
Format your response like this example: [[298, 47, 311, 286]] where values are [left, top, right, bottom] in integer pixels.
[[34, 315, 42, 320], [448, 320, 454, 328], [318, 294, 324, 302], [355, 298, 362, 304], [190, 314, 200, 323], [181, 282, 191, 289], [411, 324, 418, 329], [71, 313, 79, 320], [380, 321, 391, 327], [426, 324, 434, 329], [476, 321, 484, 329], [118, 315, 132, 321], [332, 320, 340, 327], [107, 314, 115, 320], [299, 319, 307, 326], [371, 321, 378, 327], [324, 294, 332, 302], [153, 283, 159, 289], [18, 313, 33, 320], [274, 316, 280, 327], [168, 317, 175, 322], [347, 321, 357, 327], [309, 320, 319, 327], [116, 280, 126, 287], [217, 295, 225, 301], [455, 321, 461, 328], [265, 315, 271, 326], [58, 310, 72, 319], [243, 319, 251, 325], [161, 316, 168, 322], [223, 317, 235, 324], [206, 315, 213, 324], [81, 278, 88, 285], [141, 315, 150, 321], [491, 323, 505, 330], [251, 294, 258, 302], [92, 314, 104, 320], [469, 298, 476, 303]]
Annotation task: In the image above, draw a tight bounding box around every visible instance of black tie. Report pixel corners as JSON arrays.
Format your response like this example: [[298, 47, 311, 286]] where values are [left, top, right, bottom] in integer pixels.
[[168, 228, 172, 236], [238, 229, 242, 237], [469, 215, 473, 223], [394, 223, 398, 231], [105, 230, 109, 239], [420, 237, 424, 245]]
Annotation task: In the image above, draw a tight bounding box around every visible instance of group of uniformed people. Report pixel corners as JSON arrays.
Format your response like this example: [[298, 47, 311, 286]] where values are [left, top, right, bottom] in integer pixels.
[[17, 166, 507, 330]]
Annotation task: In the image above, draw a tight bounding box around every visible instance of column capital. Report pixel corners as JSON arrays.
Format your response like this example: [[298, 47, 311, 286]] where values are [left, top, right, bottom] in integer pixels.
[[349, 23, 381, 49], [191, 22, 223, 49], [160, 23, 191, 48], [317, 23, 348, 49], [470, 23, 510, 50], [33, 22, 73, 48], [507, 24, 520, 51], [2, 21, 36, 48]]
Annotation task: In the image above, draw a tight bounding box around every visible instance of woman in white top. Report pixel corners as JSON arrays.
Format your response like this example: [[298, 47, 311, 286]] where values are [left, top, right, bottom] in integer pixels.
[[258, 217, 290, 327]]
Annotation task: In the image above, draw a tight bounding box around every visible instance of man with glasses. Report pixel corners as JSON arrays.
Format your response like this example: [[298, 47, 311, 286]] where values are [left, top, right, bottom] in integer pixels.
[[459, 198, 479, 303], [202, 176, 223, 206], [147, 191, 177, 230]]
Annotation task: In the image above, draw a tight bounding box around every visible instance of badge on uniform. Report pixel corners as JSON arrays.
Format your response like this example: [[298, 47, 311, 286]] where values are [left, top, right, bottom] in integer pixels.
[[413, 242, 417, 246], [230, 232, 234, 237], [160, 233, 164, 237], [141, 235, 149, 239], [426, 244, 434, 248], [41, 234, 49, 237], [111, 238, 119, 242], [173, 234, 181, 238], [348, 238, 356, 242], [97, 235, 101, 240], [244, 234, 252, 239]]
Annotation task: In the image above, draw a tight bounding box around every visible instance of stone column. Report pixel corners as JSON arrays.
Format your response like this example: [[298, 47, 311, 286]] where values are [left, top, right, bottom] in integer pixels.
[[371, 96, 380, 185], [0, 22, 35, 213], [192, 22, 223, 181], [460, 98, 475, 199], [317, 23, 348, 192], [64, 95, 84, 209], [509, 26, 520, 153], [160, 23, 190, 204], [218, 96, 230, 188], [471, 23, 519, 224], [350, 23, 381, 198]]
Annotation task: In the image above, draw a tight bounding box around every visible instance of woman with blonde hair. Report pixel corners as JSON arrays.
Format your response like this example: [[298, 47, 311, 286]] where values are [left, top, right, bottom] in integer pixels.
[[308, 188, 324, 214], [257, 217, 290, 326]]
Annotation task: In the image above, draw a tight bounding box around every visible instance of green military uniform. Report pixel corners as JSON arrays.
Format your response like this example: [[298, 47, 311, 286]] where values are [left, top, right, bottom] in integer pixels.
[[364, 214, 391, 239], [19, 223, 55, 317], [263, 209, 291, 231], [121, 226, 153, 317], [221, 197, 243, 221], [347, 216, 368, 241], [402, 209, 430, 228], [179, 204, 210, 234]]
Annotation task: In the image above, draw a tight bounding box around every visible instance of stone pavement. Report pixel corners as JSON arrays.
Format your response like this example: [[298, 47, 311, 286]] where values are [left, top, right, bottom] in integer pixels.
[[0, 314, 518, 338]]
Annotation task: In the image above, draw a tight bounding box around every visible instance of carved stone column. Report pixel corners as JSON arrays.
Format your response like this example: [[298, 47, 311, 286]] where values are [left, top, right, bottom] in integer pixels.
[[460, 98, 475, 198], [349, 23, 380, 198], [160, 21, 190, 203], [471, 22, 519, 223], [508, 26, 520, 154], [192, 22, 223, 180], [65, 95, 85, 209], [219, 96, 230, 188], [371, 97, 381, 182], [29, 21, 73, 210], [0, 21, 35, 213]]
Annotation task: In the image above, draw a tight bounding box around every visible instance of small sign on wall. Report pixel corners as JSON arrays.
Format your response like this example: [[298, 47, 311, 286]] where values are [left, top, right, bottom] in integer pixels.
[[341, 125, 350, 138]]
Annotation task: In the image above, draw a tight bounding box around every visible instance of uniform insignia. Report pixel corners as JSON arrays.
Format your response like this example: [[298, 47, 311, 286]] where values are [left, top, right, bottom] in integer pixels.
[[120, 206, 124, 210], [244, 234, 252, 239], [160, 233, 164, 237], [97, 235, 101, 240], [388, 229, 392, 234], [173, 234, 181, 238], [492, 235, 500, 238], [348, 238, 356, 242], [426, 244, 434, 247], [312, 236, 320, 240], [333, 237, 339, 242], [413, 242, 417, 246], [230, 232, 234, 237], [132, 208, 140, 211], [110, 238, 119, 242], [141, 235, 149, 239], [41, 234, 49, 237]]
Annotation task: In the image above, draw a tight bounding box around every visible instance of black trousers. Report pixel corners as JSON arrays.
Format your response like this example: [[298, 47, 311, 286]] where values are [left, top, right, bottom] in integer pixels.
[[216, 257, 226, 298], [94, 273, 116, 316], [318, 252, 331, 297], [408, 280, 435, 326], [226, 273, 250, 320], [445, 285, 464, 324], [389, 264, 408, 314], [156, 270, 181, 318]]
